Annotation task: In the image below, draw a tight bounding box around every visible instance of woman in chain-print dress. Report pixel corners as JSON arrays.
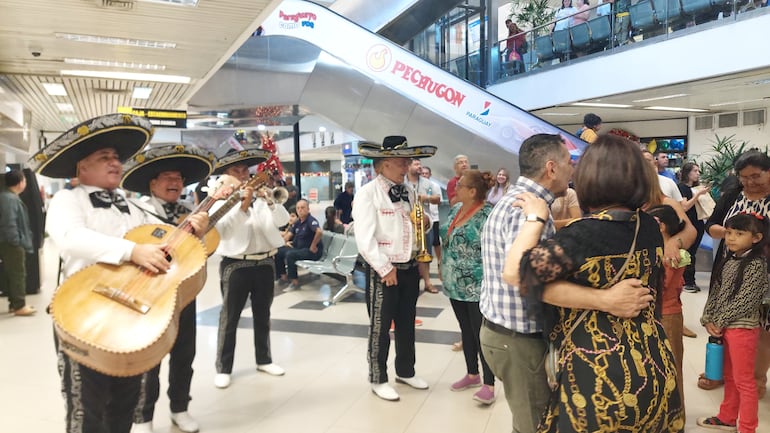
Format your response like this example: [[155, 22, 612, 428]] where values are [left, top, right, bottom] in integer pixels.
[[520, 209, 684, 433]]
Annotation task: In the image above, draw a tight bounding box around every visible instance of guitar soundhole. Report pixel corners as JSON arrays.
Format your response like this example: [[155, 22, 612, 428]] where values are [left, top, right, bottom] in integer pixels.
[[151, 228, 167, 239]]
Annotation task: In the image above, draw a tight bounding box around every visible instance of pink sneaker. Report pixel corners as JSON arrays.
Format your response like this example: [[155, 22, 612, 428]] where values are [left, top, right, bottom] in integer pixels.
[[473, 385, 496, 405], [450, 374, 481, 391]]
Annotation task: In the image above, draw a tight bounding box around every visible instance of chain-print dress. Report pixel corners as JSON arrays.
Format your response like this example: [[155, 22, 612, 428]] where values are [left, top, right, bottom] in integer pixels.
[[520, 210, 684, 433]]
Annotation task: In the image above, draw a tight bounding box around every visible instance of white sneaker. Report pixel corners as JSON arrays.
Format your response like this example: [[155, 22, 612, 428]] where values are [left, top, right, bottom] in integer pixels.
[[131, 422, 153, 433], [257, 363, 285, 376], [170, 411, 199, 433], [371, 383, 400, 401], [395, 376, 429, 390], [214, 373, 231, 388]]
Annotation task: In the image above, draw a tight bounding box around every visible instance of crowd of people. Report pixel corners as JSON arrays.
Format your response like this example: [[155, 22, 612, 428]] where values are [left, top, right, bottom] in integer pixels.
[[7, 113, 769, 433]]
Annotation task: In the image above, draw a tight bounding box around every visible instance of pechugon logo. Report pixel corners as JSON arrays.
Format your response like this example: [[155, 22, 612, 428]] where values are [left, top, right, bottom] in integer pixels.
[[366, 45, 391, 72]]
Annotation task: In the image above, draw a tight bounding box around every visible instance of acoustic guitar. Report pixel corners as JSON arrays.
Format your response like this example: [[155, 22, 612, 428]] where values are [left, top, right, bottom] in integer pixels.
[[174, 214, 220, 256], [51, 172, 268, 377]]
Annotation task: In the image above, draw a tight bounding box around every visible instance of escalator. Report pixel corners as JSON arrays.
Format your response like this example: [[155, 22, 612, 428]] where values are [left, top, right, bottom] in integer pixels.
[[188, 0, 586, 179]]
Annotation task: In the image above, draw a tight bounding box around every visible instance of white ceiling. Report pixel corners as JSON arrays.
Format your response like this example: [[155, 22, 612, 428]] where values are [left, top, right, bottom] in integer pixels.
[[0, 0, 768, 148], [533, 66, 770, 127], [0, 0, 277, 133]]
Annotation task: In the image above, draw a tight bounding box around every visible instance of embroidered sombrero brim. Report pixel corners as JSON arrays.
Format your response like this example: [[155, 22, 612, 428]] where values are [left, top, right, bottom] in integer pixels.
[[212, 148, 272, 175], [27, 114, 154, 179], [121, 145, 215, 195], [358, 141, 437, 159]]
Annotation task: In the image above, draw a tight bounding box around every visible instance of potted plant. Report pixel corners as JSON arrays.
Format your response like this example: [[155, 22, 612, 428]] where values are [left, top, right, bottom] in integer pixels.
[[694, 134, 754, 199]]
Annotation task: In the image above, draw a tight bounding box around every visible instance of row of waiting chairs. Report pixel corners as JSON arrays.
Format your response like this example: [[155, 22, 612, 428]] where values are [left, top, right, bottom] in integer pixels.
[[535, 0, 732, 65], [295, 229, 364, 305], [535, 15, 612, 64]]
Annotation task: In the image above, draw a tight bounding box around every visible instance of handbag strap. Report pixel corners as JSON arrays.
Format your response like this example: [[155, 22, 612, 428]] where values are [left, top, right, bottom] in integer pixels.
[[558, 210, 642, 347]]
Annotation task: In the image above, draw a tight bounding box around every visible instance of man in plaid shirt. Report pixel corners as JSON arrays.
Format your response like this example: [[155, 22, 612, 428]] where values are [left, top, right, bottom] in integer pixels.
[[480, 134, 651, 433]]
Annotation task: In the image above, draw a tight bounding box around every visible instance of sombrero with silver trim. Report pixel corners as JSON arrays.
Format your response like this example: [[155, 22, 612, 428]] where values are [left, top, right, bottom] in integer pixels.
[[358, 135, 436, 159], [212, 147, 271, 175], [27, 113, 153, 179], [120, 144, 215, 195]]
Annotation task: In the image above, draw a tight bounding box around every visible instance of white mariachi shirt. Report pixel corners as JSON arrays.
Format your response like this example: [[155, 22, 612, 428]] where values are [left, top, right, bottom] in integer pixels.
[[46, 185, 151, 279], [210, 195, 290, 257], [352, 174, 431, 278]]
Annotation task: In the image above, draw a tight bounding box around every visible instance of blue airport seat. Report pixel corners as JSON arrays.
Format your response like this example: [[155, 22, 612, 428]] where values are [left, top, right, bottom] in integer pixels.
[[629, 0, 660, 34], [552, 29, 572, 57], [534, 34, 556, 64], [587, 15, 611, 51], [652, 0, 687, 26], [681, 0, 713, 16], [570, 22, 591, 50]]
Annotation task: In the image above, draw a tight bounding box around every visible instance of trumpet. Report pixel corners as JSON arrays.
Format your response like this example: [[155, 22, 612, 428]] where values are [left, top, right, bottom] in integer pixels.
[[255, 186, 289, 206], [411, 198, 432, 263]]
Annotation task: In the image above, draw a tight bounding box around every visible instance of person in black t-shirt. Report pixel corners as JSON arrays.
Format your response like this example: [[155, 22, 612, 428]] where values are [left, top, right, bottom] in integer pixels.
[[334, 181, 354, 224]]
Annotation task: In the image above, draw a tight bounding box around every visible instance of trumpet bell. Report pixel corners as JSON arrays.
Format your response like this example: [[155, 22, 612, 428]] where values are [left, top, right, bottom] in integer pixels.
[[272, 186, 289, 205]]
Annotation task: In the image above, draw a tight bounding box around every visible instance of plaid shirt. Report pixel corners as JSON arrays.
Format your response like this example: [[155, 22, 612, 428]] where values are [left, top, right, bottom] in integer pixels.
[[480, 176, 556, 334]]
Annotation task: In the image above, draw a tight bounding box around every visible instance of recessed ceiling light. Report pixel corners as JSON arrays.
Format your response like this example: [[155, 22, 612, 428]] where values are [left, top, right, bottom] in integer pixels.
[[56, 103, 74, 112], [61, 70, 191, 84], [319, 126, 327, 132], [132, 87, 153, 99], [643, 106, 709, 112], [55, 32, 176, 49], [42, 83, 67, 96], [571, 102, 633, 108], [60, 115, 78, 124], [632, 93, 688, 103], [539, 112, 580, 116], [139, 0, 199, 6], [257, 124, 266, 131], [64, 58, 166, 71], [709, 98, 765, 107]]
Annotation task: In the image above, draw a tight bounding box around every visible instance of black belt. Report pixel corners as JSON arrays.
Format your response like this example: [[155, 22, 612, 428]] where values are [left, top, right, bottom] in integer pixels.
[[392, 259, 417, 270], [482, 318, 543, 339]]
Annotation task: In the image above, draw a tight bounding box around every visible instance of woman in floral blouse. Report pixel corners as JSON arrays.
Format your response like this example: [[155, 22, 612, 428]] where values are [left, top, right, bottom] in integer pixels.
[[440, 169, 496, 405]]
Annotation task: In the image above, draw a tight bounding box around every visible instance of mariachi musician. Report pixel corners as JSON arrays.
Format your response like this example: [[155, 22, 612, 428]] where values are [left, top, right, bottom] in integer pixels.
[[120, 145, 214, 433], [351, 136, 437, 402], [209, 148, 289, 389], [29, 114, 210, 433]]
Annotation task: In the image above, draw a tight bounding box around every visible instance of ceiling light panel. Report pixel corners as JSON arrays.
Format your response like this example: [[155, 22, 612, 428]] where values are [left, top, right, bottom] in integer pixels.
[[56, 103, 74, 112], [709, 98, 765, 107], [643, 106, 709, 112], [132, 87, 153, 99], [64, 58, 166, 71], [632, 93, 688, 103], [61, 70, 191, 84], [55, 32, 176, 49], [572, 102, 633, 108], [42, 83, 67, 96]]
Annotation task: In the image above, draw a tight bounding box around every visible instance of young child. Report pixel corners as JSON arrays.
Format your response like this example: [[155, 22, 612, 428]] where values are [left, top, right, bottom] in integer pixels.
[[698, 212, 769, 433], [647, 205, 690, 418]]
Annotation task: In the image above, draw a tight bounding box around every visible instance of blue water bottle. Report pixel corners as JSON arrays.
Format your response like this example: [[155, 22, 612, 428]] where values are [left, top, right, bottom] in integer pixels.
[[704, 336, 724, 381]]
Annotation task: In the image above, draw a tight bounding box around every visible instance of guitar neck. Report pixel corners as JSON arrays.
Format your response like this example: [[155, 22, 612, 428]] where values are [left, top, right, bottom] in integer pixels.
[[178, 172, 270, 235], [206, 192, 243, 232]]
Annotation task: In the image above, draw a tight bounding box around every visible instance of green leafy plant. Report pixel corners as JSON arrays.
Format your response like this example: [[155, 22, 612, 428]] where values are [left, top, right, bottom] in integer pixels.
[[510, 0, 556, 36], [694, 134, 751, 199]]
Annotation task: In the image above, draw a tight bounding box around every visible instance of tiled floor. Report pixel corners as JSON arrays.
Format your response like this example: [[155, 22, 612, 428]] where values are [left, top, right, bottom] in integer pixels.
[[2, 241, 768, 433]]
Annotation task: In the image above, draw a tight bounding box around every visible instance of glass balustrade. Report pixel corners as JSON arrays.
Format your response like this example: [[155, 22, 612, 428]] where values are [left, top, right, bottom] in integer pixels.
[[489, 0, 768, 84]]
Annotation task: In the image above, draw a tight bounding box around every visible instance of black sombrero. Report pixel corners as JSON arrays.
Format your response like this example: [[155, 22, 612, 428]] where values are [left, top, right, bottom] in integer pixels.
[[358, 136, 437, 159], [27, 113, 154, 179], [120, 144, 215, 195], [212, 148, 272, 175]]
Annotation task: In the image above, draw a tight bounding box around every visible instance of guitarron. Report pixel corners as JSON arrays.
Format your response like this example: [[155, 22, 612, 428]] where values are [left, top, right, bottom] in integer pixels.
[[51, 172, 269, 377]]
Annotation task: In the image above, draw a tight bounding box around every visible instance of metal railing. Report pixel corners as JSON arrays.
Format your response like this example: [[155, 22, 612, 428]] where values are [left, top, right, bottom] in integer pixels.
[[481, 0, 768, 85]]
